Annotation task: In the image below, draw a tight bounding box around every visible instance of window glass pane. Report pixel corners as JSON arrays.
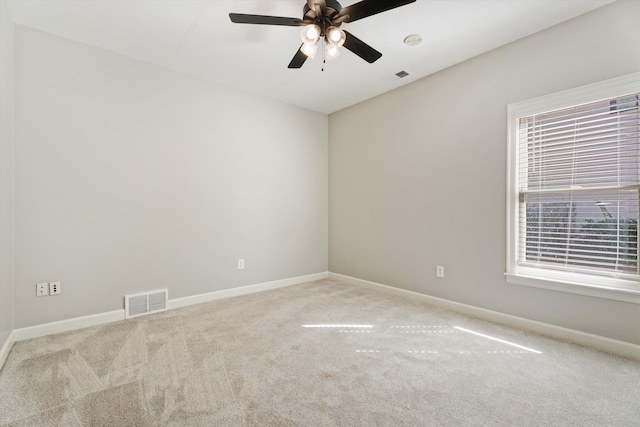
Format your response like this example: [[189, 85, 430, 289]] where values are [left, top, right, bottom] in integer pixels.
[[520, 189, 638, 274]]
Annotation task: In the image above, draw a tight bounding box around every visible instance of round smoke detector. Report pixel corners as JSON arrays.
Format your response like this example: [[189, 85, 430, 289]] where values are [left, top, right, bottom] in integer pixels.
[[404, 34, 422, 46]]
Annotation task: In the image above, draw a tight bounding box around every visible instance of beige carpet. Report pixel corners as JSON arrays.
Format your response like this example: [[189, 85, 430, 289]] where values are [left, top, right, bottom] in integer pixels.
[[0, 279, 638, 426]]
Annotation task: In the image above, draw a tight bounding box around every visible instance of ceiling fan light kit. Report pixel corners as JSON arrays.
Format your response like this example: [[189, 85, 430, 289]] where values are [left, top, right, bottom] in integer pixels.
[[300, 25, 345, 63], [229, 0, 417, 69]]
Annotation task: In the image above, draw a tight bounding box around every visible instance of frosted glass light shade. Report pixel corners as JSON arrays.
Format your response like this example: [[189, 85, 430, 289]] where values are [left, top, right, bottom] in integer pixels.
[[325, 42, 341, 60], [301, 24, 321, 44], [301, 41, 318, 58], [326, 26, 346, 46]]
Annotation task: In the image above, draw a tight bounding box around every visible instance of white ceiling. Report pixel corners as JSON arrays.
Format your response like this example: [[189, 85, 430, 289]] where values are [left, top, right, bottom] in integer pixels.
[[6, 0, 616, 114]]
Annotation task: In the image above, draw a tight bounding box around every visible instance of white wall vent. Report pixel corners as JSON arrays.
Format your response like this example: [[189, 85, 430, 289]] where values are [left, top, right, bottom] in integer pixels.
[[124, 289, 168, 319]]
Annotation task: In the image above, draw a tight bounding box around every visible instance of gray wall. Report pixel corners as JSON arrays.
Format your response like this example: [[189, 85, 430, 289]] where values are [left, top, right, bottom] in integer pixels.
[[5, 1, 640, 346], [14, 26, 328, 328], [329, 0, 640, 344], [0, 1, 15, 349]]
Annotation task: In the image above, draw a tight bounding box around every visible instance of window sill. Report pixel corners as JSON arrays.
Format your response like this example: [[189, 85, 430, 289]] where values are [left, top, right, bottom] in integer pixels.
[[504, 272, 640, 304]]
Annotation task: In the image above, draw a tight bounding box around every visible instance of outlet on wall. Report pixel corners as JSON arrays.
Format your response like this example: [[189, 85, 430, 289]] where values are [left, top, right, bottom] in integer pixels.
[[436, 266, 445, 278], [238, 259, 245, 269], [36, 282, 49, 296]]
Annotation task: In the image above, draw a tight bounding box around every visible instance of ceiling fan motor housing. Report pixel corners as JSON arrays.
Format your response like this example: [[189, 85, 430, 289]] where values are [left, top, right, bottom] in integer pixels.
[[303, 0, 344, 32]]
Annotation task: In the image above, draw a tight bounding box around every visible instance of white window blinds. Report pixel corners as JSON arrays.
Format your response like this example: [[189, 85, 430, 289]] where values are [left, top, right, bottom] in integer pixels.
[[517, 93, 640, 278]]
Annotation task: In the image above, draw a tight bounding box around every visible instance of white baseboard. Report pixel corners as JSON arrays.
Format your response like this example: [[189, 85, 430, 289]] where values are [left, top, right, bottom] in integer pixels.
[[6, 272, 330, 348], [14, 309, 126, 342], [328, 272, 640, 360], [168, 272, 329, 310], [0, 330, 16, 371]]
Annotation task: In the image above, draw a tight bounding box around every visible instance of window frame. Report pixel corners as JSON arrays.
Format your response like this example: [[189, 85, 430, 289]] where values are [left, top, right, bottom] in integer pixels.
[[506, 73, 640, 304]]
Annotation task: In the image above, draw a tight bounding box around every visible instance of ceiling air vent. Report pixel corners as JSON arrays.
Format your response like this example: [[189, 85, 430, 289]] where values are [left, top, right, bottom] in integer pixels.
[[125, 289, 168, 319], [395, 71, 409, 78]]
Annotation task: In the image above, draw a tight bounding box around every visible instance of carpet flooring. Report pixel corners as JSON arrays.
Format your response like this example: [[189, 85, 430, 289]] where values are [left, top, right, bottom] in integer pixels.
[[0, 279, 638, 426]]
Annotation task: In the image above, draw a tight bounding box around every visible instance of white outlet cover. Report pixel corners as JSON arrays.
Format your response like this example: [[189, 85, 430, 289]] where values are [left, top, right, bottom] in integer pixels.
[[37, 282, 49, 296]]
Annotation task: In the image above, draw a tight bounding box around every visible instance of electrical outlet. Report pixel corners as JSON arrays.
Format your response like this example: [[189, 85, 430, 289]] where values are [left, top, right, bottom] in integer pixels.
[[49, 281, 61, 295], [436, 266, 445, 278], [37, 282, 49, 296], [238, 259, 245, 270]]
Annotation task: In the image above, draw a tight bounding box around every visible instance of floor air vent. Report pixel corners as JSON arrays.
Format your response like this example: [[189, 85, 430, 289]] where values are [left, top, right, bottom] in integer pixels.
[[125, 289, 168, 319]]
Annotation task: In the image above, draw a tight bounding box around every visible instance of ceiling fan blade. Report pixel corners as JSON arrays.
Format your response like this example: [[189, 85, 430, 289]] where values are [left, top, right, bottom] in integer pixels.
[[343, 31, 382, 63], [337, 0, 416, 23], [229, 13, 304, 26], [288, 45, 309, 69]]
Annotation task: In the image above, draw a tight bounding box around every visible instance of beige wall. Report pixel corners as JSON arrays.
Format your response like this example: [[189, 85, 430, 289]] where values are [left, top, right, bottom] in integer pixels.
[[329, 0, 640, 344], [13, 26, 328, 328], [0, 1, 15, 349]]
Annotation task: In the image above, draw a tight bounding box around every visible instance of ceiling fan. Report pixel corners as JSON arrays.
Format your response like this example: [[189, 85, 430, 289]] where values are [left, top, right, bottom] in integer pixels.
[[229, 0, 417, 69]]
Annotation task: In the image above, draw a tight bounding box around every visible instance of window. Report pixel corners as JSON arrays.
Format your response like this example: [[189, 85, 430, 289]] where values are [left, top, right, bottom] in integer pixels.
[[506, 73, 640, 303]]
